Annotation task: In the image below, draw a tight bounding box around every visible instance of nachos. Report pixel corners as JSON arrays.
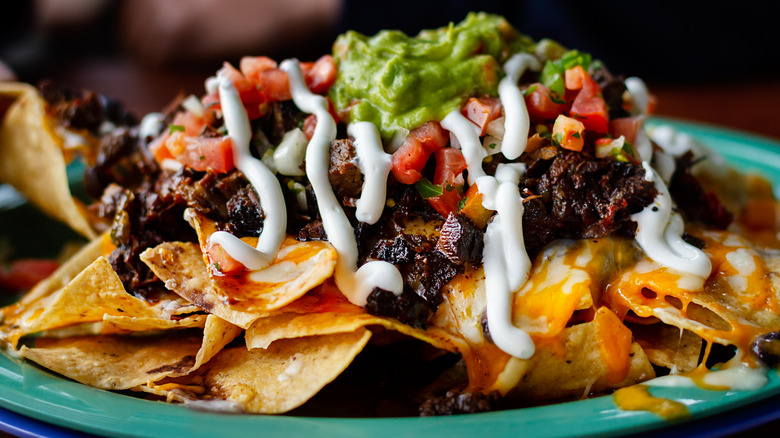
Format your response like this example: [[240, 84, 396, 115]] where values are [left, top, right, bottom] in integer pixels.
[[1, 13, 780, 416]]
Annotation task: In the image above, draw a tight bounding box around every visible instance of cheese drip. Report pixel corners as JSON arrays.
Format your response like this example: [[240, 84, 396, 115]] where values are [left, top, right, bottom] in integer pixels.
[[631, 162, 712, 279], [208, 76, 287, 270], [280, 59, 403, 306]]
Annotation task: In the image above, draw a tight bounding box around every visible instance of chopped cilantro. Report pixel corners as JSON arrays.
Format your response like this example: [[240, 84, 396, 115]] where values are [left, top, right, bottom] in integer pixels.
[[458, 196, 468, 211], [416, 178, 444, 199], [169, 124, 185, 134], [199, 155, 205, 161], [488, 143, 497, 149], [522, 84, 538, 97], [547, 92, 566, 104], [540, 49, 592, 95], [553, 132, 563, 145], [571, 132, 580, 139], [213, 262, 222, 273]]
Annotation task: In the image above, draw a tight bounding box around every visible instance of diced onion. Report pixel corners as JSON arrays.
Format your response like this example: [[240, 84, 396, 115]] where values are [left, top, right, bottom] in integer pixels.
[[595, 135, 625, 158], [273, 128, 308, 176], [486, 116, 506, 140], [482, 135, 503, 155], [261, 148, 278, 174], [182, 95, 206, 118], [386, 128, 409, 153]]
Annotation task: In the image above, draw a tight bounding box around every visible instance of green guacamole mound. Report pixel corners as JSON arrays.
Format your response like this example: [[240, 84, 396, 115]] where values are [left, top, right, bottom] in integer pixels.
[[329, 12, 535, 140]]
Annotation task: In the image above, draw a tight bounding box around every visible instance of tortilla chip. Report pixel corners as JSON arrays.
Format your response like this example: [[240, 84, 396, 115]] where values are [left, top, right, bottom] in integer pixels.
[[136, 329, 373, 414], [20, 333, 202, 390], [193, 314, 242, 370], [246, 306, 457, 353], [607, 230, 780, 350], [509, 319, 656, 401], [631, 323, 703, 373], [101, 314, 208, 335], [25, 257, 158, 332], [141, 240, 337, 328], [0, 83, 95, 238]]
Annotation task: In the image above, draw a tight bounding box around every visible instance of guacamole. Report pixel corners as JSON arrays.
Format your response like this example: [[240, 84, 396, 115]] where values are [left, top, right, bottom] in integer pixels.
[[329, 13, 535, 140]]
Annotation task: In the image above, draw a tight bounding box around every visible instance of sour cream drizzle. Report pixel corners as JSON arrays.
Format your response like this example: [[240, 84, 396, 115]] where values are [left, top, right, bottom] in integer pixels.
[[624, 77, 653, 162], [281, 59, 403, 306], [347, 122, 393, 224], [498, 53, 540, 160], [631, 162, 712, 279], [208, 76, 287, 270], [444, 102, 534, 358], [479, 164, 534, 359]]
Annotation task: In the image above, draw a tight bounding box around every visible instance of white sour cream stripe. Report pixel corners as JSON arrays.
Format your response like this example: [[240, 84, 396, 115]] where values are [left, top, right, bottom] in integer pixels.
[[479, 164, 534, 359], [631, 162, 712, 279], [445, 107, 534, 359], [499, 53, 541, 160], [281, 59, 403, 306], [208, 77, 288, 270], [347, 122, 393, 224], [441, 111, 486, 184]]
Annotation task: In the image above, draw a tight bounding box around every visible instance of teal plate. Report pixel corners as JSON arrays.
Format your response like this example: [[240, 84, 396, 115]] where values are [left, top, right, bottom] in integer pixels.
[[1, 118, 780, 438]]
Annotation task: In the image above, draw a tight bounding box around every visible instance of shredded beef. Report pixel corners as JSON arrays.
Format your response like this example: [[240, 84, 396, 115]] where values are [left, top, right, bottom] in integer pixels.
[[84, 129, 159, 199], [519, 151, 657, 257], [669, 152, 733, 229], [590, 67, 630, 120], [258, 101, 306, 145], [435, 213, 483, 266], [171, 168, 264, 237], [38, 79, 136, 135], [419, 390, 499, 416], [106, 183, 194, 300], [365, 287, 431, 328], [328, 139, 363, 201]]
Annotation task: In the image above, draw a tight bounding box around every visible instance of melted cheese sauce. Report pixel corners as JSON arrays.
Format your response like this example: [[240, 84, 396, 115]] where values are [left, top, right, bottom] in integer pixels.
[[613, 385, 690, 421]]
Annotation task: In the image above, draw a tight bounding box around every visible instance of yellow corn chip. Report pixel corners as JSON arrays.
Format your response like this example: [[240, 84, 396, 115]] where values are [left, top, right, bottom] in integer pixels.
[[20, 334, 203, 390], [141, 240, 336, 328], [145, 329, 372, 414], [0, 83, 95, 238]]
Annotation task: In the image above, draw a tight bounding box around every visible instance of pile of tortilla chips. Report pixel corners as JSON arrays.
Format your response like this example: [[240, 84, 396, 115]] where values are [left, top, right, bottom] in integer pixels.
[[1, 78, 780, 416]]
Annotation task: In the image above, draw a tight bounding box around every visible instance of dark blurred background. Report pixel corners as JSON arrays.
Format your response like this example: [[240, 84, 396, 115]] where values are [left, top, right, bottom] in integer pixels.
[[1, 0, 779, 139]]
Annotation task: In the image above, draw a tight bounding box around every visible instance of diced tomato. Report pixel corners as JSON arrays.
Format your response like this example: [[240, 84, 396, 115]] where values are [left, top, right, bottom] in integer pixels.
[[171, 112, 206, 136], [570, 72, 609, 134], [301, 55, 337, 95], [0, 259, 60, 292], [426, 148, 467, 217], [207, 243, 245, 275], [219, 62, 266, 119], [462, 96, 503, 136], [564, 65, 587, 91], [391, 121, 449, 184], [609, 116, 641, 144], [164, 131, 235, 173], [301, 98, 339, 141], [552, 115, 585, 151], [149, 133, 174, 162], [303, 114, 317, 141], [524, 83, 569, 123]]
